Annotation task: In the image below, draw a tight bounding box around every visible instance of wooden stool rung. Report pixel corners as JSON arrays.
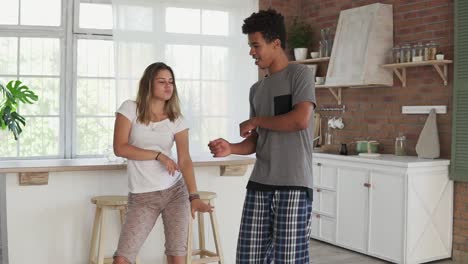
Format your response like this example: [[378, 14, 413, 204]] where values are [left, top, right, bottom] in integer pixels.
[[191, 256, 221, 264]]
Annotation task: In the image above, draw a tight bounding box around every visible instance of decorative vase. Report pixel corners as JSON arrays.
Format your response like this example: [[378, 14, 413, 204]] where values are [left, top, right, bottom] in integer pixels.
[[415, 109, 440, 159], [294, 48, 308, 60]]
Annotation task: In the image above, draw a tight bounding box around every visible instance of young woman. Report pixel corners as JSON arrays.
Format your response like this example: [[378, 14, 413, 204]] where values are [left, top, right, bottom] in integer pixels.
[[112, 62, 213, 264]]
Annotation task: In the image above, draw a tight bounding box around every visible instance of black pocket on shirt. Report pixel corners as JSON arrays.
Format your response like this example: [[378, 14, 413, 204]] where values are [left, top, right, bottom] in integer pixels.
[[274, 94, 292, 115]]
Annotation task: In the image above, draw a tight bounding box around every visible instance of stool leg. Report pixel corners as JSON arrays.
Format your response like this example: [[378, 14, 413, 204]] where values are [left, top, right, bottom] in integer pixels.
[[97, 207, 107, 264], [198, 211, 205, 258], [209, 211, 224, 264], [186, 216, 193, 264], [89, 206, 102, 264], [119, 207, 126, 225]]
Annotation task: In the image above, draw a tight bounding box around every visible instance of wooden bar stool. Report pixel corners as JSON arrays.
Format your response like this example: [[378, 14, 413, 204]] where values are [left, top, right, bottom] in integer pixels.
[[186, 191, 224, 264], [88, 195, 140, 264]]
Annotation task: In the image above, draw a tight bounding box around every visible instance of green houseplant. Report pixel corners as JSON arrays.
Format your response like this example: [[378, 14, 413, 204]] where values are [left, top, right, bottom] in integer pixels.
[[0, 80, 39, 140], [288, 17, 314, 60]]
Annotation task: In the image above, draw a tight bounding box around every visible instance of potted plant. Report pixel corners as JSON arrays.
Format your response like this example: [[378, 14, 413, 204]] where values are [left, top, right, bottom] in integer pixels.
[[0, 80, 39, 140], [288, 17, 313, 60]]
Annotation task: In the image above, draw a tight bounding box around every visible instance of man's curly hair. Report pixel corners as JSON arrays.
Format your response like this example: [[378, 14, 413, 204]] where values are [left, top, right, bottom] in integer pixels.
[[242, 9, 286, 49]]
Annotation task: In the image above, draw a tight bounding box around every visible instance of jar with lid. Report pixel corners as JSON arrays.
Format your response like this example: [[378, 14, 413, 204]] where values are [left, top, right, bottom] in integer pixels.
[[392, 46, 401, 63], [429, 41, 439, 60], [401, 44, 411, 63], [412, 42, 424, 62], [395, 135, 407, 156]]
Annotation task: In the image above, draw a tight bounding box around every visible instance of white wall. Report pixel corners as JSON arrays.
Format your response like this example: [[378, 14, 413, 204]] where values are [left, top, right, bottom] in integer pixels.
[[3, 166, 252, 264]]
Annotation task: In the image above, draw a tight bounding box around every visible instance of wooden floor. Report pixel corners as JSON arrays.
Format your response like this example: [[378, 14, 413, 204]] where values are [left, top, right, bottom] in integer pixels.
[[310, 239, 454, 264]]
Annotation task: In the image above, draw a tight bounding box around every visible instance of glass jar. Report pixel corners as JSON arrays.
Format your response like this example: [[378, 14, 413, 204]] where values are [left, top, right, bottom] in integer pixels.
[[412, 42, 423, 62], [395, 135, 407, 156], [429, 40, 438, 60], [392, 46, 401, 63], [401, 44, 411, 63]]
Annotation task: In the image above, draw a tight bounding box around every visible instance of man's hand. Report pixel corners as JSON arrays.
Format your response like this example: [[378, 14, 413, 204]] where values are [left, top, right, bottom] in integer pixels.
[[239, 118, 257, 138], [208, 138, 232, 157]]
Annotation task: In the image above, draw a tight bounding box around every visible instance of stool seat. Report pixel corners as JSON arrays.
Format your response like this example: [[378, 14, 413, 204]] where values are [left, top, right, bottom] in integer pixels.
[[91, 195, 128, 206], [195, 191, 217, 201]]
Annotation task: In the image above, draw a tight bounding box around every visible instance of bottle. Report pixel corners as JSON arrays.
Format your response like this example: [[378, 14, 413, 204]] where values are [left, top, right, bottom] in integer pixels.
[[392, 46, 401, 63], [339, 143, 348, 155], [395, 135, 407, 156]]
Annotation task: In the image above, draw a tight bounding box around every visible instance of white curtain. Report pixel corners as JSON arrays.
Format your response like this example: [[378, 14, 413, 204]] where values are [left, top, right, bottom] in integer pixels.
[[112, 0, 258, 155]]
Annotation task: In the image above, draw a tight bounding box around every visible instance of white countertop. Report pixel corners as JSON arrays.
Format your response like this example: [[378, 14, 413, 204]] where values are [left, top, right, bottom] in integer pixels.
[[313, 153, 450, 168], [0, 154, 256, 173]]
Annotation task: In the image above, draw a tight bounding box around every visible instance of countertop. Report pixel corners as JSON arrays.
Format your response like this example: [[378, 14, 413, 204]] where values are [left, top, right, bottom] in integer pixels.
[[313, 153, 450, 168], [0, 154, 256, 173]]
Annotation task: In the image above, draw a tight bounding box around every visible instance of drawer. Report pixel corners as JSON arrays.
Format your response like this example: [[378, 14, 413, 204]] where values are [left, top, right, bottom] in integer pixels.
[[312, 188, 336, 217]]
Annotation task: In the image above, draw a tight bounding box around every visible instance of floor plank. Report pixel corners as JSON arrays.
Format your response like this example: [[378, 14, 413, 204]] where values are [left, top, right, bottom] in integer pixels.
[[310, 239, 454, 264]]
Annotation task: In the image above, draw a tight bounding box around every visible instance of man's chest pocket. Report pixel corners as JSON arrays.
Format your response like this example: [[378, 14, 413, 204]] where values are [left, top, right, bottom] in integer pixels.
[[273, 94, 292, 116]]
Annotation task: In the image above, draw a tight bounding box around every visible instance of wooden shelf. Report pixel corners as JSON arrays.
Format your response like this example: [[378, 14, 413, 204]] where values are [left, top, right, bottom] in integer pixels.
[[381, 60, 453, 87], [289, 57, 330, 64], [315, 84, 391, 105]]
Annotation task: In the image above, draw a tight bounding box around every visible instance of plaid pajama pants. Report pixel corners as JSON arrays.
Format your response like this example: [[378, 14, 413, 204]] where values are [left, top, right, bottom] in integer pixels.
[[236, 189, 313, 264]]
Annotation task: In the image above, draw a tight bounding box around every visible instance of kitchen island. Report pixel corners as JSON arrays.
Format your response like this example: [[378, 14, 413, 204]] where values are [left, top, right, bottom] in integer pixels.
[[0, 155, 254, 264]]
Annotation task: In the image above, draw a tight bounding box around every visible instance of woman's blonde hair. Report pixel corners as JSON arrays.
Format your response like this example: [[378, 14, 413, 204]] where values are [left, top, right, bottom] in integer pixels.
[[136, 62, 181, 125]]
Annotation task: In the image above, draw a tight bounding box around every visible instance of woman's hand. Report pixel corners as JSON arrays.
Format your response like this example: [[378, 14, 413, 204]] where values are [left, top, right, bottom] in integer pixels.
[[190, 199, 214, 219], [157, 153, 179, 176]]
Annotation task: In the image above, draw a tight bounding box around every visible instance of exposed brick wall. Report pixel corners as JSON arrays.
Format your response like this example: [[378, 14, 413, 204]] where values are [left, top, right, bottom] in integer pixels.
[[259, 0, 468, 256]]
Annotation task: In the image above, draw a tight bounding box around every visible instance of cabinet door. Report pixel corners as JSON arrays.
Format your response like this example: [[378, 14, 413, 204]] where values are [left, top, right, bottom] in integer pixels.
[[336, 167, 369, 253], [310, 213, 336, 243], [368, 170, 405, 262], [314, 162, 337, 190]]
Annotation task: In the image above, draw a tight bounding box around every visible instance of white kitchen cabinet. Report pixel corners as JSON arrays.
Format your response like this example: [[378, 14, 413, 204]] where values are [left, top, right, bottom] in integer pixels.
[[336, 167, 369, 253], [311, 153, 452, 264], [311, 162, 337, 243]]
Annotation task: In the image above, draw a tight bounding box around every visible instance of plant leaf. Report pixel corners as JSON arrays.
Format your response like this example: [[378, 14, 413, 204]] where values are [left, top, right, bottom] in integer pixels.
[[1, 105, 26, 140], [6, 80, 39, 105]]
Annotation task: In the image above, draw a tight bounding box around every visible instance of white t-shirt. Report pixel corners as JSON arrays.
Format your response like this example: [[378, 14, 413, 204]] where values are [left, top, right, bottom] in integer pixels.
[[116, 100, 188, 193]]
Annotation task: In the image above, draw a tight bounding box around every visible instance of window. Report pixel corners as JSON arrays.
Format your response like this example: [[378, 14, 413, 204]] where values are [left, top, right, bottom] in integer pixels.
[[113, 1, 257, 154], [0, 0, 114, 159], [0, 0, 257, 159]]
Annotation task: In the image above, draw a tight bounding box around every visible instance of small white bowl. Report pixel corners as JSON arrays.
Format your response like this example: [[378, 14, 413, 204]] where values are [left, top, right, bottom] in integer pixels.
[[310, 52, 319, 59]]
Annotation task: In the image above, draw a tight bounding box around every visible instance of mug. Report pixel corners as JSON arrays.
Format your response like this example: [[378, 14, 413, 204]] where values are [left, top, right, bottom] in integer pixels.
[[315, 76, 325, 85]]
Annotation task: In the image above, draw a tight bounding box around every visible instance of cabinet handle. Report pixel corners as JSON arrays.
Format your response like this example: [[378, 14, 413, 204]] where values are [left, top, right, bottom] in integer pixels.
[[317, 188, 321, 192], [316, 163, 322, 166], [363, 183, 371, 188], [316, 214, 321, 218]]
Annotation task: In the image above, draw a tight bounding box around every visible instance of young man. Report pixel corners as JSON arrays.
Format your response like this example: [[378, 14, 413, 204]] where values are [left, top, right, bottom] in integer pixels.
[[208, 9, 315, 263]]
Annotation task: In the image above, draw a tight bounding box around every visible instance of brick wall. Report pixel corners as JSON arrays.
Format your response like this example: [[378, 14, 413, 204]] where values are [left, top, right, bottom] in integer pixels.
[[260, 0, 468, 257]]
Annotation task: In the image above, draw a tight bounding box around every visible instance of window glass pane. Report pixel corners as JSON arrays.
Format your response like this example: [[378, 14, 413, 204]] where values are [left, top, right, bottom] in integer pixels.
[[18, 117, 60, 157], [77, 39, 114, 77], [202, 10, 228, 36], [20, 38, 60, 76], [201, 81, 228, 115], [201, 46, 228, 80], [76, 117, 114, 155], [79, 3, 113, 30], [19, 77, 60, 115], [0, 130, 18, 158], [116, 42, 154, 79], [77, 78, 116, 116], [178, 80, 201, 115], [165, 7, 200, 34], [115, 5, 153, 32], [21, 0, 61, 26], [198, 117, 228, 151], [116, 78, 138, 105], [0, 0, 19, 25], [165, 45, 200, 79], [0, 37, 18, 75]]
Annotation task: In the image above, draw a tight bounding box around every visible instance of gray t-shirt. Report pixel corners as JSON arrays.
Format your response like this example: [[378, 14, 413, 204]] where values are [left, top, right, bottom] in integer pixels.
[[249, 63, 316, 189]]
